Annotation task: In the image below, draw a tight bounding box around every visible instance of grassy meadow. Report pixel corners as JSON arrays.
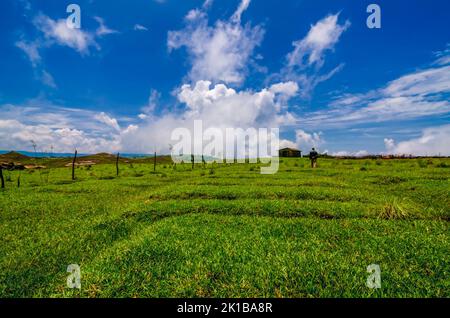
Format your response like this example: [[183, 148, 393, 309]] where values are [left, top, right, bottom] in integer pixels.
[[0, 155, 449, 297]]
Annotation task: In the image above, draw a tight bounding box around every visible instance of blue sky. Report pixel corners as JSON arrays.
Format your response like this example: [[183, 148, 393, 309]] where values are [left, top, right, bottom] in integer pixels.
[[1, 0, 449, 155]]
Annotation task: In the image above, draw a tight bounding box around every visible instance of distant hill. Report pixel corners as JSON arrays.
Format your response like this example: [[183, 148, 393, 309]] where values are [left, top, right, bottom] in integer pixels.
[[77, 153, 172, 164], [79, 153, 118, 162], [0, 151, 173, 167], [0, 151, 30, 161], [0, 150, 156, 159]]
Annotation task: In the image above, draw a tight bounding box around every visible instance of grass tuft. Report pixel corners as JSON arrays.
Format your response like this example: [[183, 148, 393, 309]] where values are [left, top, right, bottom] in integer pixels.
[[379, 198, 410, 220]]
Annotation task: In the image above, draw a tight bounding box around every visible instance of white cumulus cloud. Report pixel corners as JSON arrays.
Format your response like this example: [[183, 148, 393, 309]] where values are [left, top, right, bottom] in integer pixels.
[[121, 80, 298, 154], [280, 129, 324, 152], [331, 150, 369, 157], [167, 0, 264, 85], [384, 125, 450, 156]]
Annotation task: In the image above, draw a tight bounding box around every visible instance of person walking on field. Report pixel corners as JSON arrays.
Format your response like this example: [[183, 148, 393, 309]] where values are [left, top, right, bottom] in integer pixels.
[[309, 147, 319, 168]]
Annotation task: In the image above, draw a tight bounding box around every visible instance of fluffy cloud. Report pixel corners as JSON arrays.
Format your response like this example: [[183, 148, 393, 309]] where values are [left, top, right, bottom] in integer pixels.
[[278, 139, 297, 149], [287, 13, 350, 69], [277, 13, 350, 96], [18, 13, 117, 61], [16, 14, 118, 89], [0, 103, 128, 153], [295, 129, 323, 148], [1, 80, 297, 155], [176, 80, 293, 128], [167, 0, 264, 85], [280, 129, 324, 152], [384, 125, 450, 156], [383, 138, 395, 151], [269, 81, 299, 97], [331, 150, 369, 157], [0, 119, 122, 153], [33, 14, 99, 54], [121, 80, 298, 154]]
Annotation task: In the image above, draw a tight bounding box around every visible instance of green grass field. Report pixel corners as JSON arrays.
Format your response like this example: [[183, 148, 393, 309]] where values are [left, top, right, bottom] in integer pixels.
[[0, 157, 449, 297]]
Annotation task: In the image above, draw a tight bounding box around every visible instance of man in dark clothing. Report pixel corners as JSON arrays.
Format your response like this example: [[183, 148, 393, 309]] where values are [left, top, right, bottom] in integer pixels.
[[309, 148, 319, 168]]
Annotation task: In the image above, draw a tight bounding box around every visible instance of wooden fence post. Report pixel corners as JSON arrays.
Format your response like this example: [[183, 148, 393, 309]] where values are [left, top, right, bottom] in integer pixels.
[[154, 152, 156, 172], [191, 154, 194, 170], [0, 167, 4, 188], [116, 153, 120, 176], [72, 149, 77, 180]]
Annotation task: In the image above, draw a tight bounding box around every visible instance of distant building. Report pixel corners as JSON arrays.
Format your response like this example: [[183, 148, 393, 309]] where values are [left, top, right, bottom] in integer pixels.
[[279, 147, 302, 158]]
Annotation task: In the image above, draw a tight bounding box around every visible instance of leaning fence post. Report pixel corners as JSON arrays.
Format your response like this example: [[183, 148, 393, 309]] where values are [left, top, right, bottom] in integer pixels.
[[72, 149, 77, 180]]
